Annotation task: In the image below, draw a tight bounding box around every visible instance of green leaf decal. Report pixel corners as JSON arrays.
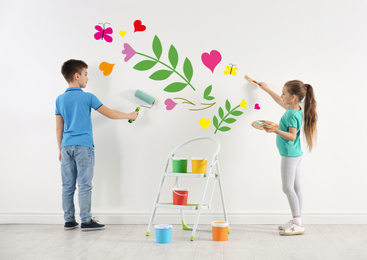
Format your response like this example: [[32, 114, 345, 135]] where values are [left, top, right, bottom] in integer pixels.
[[183, 58, 193, 82], [213, 115, 219, 128], [152, 35, 162, 60], [224, 118, 236, 124], [231, 110, 243, 116], [225, 100, 231, 112], [204, 85, 215, 100], [164, 82, 188, 92], [149, 70, 174, 81], [218, 107, 224, 119], [133, 60, 158, 71], [219, 126, 231, 132], [168, 45, 179, 69]]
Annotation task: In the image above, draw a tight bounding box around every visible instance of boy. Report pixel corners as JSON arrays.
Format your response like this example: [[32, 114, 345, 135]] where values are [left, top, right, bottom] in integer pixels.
[[56, 59, 138, 231]]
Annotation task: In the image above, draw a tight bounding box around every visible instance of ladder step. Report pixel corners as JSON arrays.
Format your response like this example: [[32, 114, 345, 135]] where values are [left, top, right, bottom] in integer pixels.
[[165, 172, 216, 178], [156, 203, 209, 210]]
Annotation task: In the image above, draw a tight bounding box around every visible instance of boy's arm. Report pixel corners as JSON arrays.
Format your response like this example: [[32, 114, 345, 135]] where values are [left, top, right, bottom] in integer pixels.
[[97, 105, 138, 120], [258, 82, 288, 110], [56, 115, 64, 161]]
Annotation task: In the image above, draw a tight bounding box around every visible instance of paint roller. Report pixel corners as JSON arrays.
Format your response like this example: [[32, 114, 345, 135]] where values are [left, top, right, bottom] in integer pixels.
[[128, 89, 155, 123]]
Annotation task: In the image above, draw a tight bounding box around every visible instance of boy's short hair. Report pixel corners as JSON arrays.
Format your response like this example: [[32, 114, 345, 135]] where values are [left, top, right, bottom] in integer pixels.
[[61, 59, 88, 83]]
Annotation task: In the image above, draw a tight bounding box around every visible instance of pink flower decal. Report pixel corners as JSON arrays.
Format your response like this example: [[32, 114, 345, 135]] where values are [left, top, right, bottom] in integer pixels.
[[122, 43, 136, 62]]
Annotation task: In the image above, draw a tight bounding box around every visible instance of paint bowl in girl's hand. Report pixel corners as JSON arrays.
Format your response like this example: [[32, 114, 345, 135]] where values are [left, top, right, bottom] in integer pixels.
[[251, 120, 279, 130]]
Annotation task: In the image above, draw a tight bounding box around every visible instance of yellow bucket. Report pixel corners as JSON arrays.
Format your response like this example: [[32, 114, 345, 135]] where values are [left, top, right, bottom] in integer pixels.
[[191, 158, 207, 174]]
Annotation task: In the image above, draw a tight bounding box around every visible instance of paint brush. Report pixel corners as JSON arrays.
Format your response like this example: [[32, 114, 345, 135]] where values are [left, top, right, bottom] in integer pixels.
[[244, 75, 260, 86]]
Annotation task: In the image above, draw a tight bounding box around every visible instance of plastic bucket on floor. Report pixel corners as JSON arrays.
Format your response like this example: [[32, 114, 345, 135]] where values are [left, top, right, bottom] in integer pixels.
[[155, 224, 173, 243], [172, 157, 188, 173], [191, 158, 207, 174], [172, 188, 189, 205], [211, 221, 229, 241]]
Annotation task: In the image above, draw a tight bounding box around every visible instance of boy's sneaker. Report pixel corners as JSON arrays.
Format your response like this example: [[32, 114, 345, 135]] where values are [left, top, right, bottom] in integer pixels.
[[278, 220, 293, 230], [81, 218, 105, 231], [64, 220, 79, 230], [279, 223, 305, 236]]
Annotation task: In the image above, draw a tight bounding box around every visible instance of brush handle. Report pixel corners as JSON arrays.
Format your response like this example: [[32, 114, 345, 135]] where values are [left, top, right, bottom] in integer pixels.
[[128, 107, 140, 123]]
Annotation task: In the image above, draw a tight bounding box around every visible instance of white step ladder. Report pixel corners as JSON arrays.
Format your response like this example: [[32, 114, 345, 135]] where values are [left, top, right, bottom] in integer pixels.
[[146, 136, 229, 241]]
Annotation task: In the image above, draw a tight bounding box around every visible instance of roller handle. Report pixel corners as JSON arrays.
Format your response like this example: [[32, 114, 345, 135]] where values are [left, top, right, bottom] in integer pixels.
[[128, 107, 140, 123]]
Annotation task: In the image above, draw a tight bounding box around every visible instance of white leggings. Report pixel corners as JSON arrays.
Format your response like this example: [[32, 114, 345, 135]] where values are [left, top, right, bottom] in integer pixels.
[[281, 156, 303, 217]]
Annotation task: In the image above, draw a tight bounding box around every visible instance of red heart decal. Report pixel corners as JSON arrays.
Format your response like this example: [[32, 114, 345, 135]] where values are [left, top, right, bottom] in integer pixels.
[[134, 20, 146, 32]]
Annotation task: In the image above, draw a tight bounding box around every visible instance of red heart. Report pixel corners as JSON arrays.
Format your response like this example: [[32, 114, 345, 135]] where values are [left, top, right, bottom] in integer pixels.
[[134, 20, 146, 32]]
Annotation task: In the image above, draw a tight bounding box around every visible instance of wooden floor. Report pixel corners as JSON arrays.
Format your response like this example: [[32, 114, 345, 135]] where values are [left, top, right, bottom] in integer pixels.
[[1, 224, 367, 259]]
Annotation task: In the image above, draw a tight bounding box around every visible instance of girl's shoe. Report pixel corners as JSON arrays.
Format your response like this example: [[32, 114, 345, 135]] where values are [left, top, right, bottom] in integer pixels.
[[278, 220, 293, 230], [279, 223, 305, 236]]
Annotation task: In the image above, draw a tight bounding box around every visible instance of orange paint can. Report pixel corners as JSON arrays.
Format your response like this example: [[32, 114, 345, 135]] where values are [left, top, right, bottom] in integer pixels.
[[211, 221, 229, 241]]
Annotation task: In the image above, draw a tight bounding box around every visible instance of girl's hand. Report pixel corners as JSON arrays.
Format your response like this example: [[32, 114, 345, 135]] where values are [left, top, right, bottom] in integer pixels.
[[258, 82, 270, 92], [264, 127, 277, 133]]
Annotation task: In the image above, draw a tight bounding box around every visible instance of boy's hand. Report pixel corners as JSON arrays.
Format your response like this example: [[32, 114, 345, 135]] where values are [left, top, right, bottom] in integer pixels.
[[129, 111, 139, 121], [59, 150, 62, 162]]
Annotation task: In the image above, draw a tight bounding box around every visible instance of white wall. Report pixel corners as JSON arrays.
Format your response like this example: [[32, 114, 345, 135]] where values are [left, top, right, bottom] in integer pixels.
[[1, 0, 366, 224]]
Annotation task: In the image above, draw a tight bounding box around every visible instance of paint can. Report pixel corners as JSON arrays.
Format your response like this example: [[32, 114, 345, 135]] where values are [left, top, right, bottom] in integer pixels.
[[172, 157, 188, 173], [191, 158, 207, 174], [155, 224, 173, 243], [172, 188, 189, 205], [211, 221, 229, 241]]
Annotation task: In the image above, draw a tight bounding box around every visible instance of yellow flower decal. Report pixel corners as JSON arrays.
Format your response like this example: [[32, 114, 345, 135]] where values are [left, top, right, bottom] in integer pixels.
[[240, 99, 247, 109]]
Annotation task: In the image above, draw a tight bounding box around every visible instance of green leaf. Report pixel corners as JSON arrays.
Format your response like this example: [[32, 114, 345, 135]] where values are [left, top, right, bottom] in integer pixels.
[[213, 115, 219, 128], [225, 100, 231, 112], [218, 107, 224, 119], [183, 58, 193, 82], [203, 85, 215, 101], [224, 118, 237, 124], [149, 70, 174, 81], [219, 126, 231, 132], [133, 60, 158, 71], [168, 45, 179, 69], [163, 82, 188, 92], [231, 110, 243, 116], [152, 35, 162, 60]]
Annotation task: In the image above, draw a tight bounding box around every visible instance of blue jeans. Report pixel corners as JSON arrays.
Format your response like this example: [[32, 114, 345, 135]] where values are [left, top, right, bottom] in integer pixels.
[[61, 146, 95, 223]]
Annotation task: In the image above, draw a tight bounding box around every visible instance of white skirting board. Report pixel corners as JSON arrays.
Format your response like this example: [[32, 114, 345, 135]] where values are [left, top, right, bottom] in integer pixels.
[[1, 212, 367, 225]]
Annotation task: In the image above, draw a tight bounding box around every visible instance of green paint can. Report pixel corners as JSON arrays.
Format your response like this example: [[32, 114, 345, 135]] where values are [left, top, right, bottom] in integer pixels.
[[172, 157, 188, 173]]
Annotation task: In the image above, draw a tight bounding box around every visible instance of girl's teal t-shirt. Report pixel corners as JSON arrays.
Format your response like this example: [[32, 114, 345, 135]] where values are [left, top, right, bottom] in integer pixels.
[[276, 108, 303, 157]]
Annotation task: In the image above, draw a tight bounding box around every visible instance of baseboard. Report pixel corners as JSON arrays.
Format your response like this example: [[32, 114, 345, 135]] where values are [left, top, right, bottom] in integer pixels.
[[1, 212, 367, 225]]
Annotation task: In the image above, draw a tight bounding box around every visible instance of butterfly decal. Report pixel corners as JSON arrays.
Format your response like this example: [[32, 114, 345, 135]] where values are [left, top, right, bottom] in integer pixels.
[[224, 63, 238, 76], [94, 22, 113, 43]]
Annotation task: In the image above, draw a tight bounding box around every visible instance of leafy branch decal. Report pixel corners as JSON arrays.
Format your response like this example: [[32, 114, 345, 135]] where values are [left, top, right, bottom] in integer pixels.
[[213, 99, 247, 134], [132, 35, 195, 92]]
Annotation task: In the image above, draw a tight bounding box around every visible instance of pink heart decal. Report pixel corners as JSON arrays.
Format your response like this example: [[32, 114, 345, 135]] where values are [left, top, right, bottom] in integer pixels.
[[164, 98, 178, 110], [201, 50, 222, 73], [254, 103, 261, 110], [122, 43, 136, 62]]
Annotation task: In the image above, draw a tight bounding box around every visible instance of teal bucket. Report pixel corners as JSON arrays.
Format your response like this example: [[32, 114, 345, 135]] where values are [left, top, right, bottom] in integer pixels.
[[155, 224, 173, 244], [172, 158, 188, 173]]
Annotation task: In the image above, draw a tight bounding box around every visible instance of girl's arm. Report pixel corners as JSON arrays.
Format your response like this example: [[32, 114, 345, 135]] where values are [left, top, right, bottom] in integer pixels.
[[97, 105, 139, 120], [265, 127, 297, 142], [258, 82, 288, 110]]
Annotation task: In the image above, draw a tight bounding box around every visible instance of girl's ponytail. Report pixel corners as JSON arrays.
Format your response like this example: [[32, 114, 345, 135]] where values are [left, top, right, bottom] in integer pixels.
[[303, 84, 318, 151]]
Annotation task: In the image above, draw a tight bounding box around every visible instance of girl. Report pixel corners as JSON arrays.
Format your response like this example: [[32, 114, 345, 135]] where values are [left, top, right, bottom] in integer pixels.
[[258, 80, 317, 236]]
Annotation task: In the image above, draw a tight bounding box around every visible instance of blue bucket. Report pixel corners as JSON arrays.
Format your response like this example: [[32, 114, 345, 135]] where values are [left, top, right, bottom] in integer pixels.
[[155, 224, 173, 243]]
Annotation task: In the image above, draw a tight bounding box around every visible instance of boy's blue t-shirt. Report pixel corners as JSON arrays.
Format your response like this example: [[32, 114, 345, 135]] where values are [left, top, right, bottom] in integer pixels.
[[55, 87, 103, 148], [276, 108, 303, 157]]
